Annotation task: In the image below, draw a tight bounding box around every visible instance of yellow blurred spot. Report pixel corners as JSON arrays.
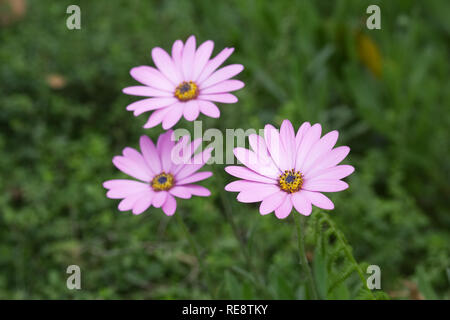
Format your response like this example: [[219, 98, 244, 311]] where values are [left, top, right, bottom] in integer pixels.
[[356, 31, 382, 78], [46, 74, 67, 90], [0, 0, 26, 26]]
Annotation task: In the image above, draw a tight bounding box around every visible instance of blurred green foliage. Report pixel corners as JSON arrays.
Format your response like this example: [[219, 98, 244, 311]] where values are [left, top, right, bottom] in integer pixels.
[[0, 0, 449, 299]]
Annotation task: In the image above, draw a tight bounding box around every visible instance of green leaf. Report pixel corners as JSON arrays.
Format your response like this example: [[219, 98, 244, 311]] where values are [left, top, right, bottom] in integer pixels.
[[224, 270, 242, 299], [416, 266, 438, 300], [313, 233, 328, 299]]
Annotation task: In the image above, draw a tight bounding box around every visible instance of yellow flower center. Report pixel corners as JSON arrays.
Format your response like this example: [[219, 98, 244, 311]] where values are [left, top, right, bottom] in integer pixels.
[[151, 172, 174, 191], [279, 169, 303, 193], [175, 81, 199, 101]]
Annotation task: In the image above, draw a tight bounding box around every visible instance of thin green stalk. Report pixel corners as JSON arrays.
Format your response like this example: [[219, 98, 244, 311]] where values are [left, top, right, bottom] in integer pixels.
[[215, 167, 270, 297], [220, 186, 252, 267], [320, 214, 377, 299], [293, 213, 318, 300], [175, 213, 212, 295], [215, 168, 253, 268]]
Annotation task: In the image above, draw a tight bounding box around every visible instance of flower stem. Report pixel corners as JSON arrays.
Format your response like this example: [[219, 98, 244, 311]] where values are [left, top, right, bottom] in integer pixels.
[[214, 167, 271, 298], [176, 213, 202, 266], [293, 213, 318, 300], [175, 213, 211, 295]]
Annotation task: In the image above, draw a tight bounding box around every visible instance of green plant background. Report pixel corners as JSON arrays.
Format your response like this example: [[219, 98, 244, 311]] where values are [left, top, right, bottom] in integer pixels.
[[0, 0, 449, 299]]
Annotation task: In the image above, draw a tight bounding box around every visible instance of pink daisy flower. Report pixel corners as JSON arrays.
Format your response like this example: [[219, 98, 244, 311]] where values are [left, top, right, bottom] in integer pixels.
[[224, 120, 355, 219], [123, 35, 244, 129], [103, 131, 212, 216]]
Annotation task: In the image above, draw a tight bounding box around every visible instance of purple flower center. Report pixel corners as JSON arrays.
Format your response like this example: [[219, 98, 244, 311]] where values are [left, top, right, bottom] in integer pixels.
[[285, 174, 296, 183], [151, 172, 174, 191], [175, 81, 199, 101], [179, 83, 191, 93], [279, 169, 303, 193], [157, 176, 167, 184]]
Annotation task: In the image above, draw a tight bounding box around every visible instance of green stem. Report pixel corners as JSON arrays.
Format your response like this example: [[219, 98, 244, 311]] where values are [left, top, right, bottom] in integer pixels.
[[175, 213, 213, 295], [215, 168, 252, 267], [293, 213, 318, 300], [215, 168, 270, 297], [321, 214, 376, 299], [176, 213, 202, 267], [220, 187, 251, 266]]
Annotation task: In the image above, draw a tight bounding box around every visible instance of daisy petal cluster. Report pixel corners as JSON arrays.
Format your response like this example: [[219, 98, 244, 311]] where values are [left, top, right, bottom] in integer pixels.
[[224, 120, 354, 219], [103, 131, 212, 216], [123, 35, 244, 129]]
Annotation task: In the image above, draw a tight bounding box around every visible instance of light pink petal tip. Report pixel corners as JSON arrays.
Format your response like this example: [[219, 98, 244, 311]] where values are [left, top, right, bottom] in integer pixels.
[[162, 194, 177, 216], [259, 191, 287, 215], [130, 66, 174, 92], [274, 195, 293, 219]]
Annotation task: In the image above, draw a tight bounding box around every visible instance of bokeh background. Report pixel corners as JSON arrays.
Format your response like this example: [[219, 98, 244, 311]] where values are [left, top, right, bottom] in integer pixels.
[[0, 0, 449, 299]]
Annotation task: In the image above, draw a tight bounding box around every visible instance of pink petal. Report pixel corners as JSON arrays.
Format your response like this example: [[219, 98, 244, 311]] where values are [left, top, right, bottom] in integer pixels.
[[302, 179, 349, 192], [183, 184, 211, 197], [196, 47, 234, 83], [248, 133, 267, 155], [200, 64, 244, 88], [104, 180, 150, 199], [302, 191, 334, 210], [191, 40, 214, 81], [171, 40, 184, 73], [162, 194, 177, 216], [248, 134, 275, 167], [198, 93, 237, 103], [158, 131, 176, 173], [130, 66, 174, 92], [152, 191, 167, 208], [171, 138, 202, 175], [224, 166, 276, 184], [292, 192, 312, 216], [175, 148, 212, 180], [132, 192, 154, 215], [125, 97, 175, 111], [236, 184, 279, 203], [295, 123, 322, 172], [301, 130, 339, 173], [156, 130, 171, 154], [233, 147, 280, 179], [169, 186, 192, 199], [139, 135, 162, 175], [198, 100, 220, 118], [183, 100, 200, 121], [152, 47, 181, 84], [122, 86, 172, 97], [122, 147, 153, 176], [259, 191, 287, 215], [162, 103, 184, 129], [295, 122, 311, 150], [176, 171, 212, 185], [126, 98, 177, 115], [112, 156, 151, 182], [224, 180, 267, 192], [279, 120, 296, 169], [180, 138, 202, 163], [200, 80, 244, 94], [264, 124, 285, 171], [143, 107, 171, 129], [306, 146, 351, 178], [181, 35, 196, 80], [103, 179, 146, 190], [170, 136, 193, 171], [306, 165, 354, 181], [118, 190, 150, 211], [274, 195, 293, 219]]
